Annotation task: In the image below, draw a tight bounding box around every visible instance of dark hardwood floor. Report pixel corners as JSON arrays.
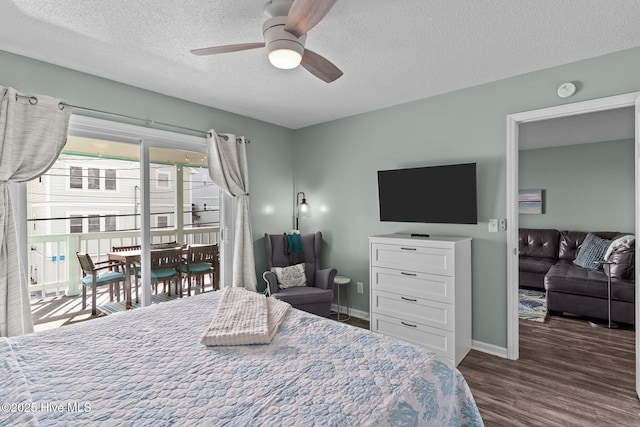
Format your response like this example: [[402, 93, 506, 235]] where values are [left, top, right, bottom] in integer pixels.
[[329, 314, 370, 329], [458, 316, 640, 426]]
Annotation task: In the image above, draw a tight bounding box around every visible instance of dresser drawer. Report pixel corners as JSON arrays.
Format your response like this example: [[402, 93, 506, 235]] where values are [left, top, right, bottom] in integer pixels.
[[371, 266, 453, 304], [372, 290, 454, 332], [371, 313, 454, 360], [371, 243, 453, 276]]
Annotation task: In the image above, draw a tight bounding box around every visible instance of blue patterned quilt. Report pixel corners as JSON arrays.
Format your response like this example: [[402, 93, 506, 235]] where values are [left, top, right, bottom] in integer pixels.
[[1, 291, 483, 426]]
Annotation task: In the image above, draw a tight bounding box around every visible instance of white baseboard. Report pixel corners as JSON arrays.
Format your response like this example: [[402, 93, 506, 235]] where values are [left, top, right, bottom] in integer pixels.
[[331, 304, 370, 322], [471, 340, 508, 359]]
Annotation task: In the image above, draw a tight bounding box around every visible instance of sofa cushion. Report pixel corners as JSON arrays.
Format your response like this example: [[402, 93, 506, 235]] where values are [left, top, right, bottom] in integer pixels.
[[545, 261, 635, 303], [519, 257, 555, 275], [573, 233, 612, 270], [559, 231, 627, 260], [608, 249, 635, 279], [558, 231, 586, 260], [518, 229, 560, 260]]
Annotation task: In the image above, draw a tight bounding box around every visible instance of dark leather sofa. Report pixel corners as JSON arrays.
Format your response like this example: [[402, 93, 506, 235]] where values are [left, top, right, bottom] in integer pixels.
[[519, 228, 635, 325]]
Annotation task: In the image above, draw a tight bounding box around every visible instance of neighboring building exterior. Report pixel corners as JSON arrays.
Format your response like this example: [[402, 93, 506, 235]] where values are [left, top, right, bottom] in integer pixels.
[[27, 153, 220, 290]]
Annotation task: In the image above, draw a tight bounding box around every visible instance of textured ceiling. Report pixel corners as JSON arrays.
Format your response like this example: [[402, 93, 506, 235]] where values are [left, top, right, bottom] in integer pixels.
[[519, 107, 635, 151], [2, 0, 640, 129]]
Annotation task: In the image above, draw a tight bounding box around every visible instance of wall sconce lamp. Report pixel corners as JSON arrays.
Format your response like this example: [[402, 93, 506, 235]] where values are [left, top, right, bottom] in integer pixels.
[[296, 191, 309, 230]]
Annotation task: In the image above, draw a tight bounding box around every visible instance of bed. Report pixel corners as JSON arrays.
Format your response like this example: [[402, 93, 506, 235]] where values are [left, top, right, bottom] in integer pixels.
[[1, 290, 483, 426]]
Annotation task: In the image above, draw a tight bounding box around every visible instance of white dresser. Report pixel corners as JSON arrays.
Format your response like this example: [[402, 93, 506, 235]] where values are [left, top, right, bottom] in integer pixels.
[[369, 234, 472, 366]]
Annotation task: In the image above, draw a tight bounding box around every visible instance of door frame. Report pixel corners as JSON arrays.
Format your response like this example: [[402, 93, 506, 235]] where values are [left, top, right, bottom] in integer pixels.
[[505, 92, 640, 390]]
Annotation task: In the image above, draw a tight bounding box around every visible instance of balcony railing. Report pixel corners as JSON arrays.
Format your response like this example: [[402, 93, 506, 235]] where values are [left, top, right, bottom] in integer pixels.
[[28, 226, 220, 296]]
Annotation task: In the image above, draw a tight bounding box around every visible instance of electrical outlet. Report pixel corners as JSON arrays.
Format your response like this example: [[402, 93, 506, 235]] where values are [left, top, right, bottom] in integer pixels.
[[488, 219, 498, 232], [499, 218, 507, 231], [357, 282, 364, 294]]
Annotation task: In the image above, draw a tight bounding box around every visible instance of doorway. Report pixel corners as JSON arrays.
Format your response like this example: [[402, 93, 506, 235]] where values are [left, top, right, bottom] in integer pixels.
[[505, 92, 640, 397]]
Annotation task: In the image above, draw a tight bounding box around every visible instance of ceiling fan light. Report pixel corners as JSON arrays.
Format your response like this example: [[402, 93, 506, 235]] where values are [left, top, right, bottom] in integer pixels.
[[268, 48, 302, 69]]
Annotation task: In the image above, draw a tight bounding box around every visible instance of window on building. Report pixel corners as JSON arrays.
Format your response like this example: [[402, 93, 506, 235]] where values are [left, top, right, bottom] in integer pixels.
[[105, 169, 117, 191], [70, 215, 83, 233], [88, 168, 100, 190], [156, 171, 170, 189], [70, 166, 83, 189], [105, 215, 116, 232], [88, 215, 100, 232], [157, 215, 168, 229]]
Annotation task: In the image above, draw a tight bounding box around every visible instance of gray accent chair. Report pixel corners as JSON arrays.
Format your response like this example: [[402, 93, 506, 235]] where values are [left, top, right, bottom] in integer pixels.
[[262, 232, 336, 317]]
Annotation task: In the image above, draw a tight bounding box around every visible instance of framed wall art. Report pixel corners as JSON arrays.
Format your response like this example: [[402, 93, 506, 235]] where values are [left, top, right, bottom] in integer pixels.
[[518, 189, 543, 214]]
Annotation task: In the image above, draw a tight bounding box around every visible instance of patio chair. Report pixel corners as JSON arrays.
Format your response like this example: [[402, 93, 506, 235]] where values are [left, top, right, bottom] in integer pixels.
[[181, 244, 218, 296], [76, 252, 126, 316], [263, 232, 336, 317], [112, 245, 141, 251], [112, 244, 141, 303], [147, 247, 183, 297]]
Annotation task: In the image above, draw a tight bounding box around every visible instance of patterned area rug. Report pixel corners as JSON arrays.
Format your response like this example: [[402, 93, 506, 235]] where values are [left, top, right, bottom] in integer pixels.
[[519, 289, 549, 323]]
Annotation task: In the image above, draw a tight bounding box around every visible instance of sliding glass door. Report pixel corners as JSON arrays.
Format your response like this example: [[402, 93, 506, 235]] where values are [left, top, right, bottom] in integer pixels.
[[25, 115, 219, 314]]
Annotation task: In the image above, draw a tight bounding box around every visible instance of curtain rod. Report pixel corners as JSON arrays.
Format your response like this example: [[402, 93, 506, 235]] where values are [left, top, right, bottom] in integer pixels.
[[14, 93, 250, 144]]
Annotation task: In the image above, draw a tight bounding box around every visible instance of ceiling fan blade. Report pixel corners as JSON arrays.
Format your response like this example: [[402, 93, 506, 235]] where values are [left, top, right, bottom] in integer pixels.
[[301, 49, 343, 83], [284, 0, 337, 38], [190, 42, 265, 56]]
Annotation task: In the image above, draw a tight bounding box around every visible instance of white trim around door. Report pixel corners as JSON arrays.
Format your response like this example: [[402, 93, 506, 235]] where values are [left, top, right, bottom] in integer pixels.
[[635, 95, 640, 399], [505, 92, 640, 364]]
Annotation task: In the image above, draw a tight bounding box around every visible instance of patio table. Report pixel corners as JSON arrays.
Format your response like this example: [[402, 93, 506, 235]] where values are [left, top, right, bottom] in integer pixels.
[[107, 250, 142, 310], [107, 245, 218, 309]]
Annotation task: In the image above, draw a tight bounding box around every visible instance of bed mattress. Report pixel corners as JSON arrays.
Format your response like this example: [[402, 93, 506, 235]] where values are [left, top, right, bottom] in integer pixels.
[[1, 290, 483, 426]]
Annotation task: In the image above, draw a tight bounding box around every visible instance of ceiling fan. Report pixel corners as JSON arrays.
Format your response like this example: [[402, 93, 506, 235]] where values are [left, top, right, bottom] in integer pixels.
[[190, 0, 343, 83]]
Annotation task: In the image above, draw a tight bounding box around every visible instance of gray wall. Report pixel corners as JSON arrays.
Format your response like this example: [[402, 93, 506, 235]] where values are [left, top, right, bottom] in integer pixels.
[[519, 139, 635, 232], [293, 47, 640, 348], [0, 50, 295, 287], [4, 45, 640, 348]]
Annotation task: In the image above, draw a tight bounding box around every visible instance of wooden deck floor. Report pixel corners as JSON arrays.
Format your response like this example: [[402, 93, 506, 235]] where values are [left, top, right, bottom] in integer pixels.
[[30, 285, 192, 332], [458, 316, 639, 426]]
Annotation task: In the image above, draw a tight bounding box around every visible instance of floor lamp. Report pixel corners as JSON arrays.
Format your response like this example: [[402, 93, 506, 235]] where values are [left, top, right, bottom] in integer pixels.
[[589, 260, 618, 329]]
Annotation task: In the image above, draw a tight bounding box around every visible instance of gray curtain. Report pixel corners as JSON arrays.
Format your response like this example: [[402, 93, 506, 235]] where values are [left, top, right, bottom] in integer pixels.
[[207, 130, 257, 291], [0, 87, 71, 337]]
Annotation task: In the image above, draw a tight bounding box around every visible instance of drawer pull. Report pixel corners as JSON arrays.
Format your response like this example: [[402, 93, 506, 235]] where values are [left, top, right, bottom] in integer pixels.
[[401, 321, 417, 328], [400, 247, 417, 251], [401, 296, 417, 302], [400, 272, 417, 277]]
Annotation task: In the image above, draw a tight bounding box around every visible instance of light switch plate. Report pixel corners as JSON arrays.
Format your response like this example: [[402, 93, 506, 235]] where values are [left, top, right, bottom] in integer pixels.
[[357, 282, 364, 294], [488, 219, 498, 232]]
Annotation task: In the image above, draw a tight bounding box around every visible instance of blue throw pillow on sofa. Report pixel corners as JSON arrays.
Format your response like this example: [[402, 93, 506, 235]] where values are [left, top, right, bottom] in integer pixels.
[[573, 233, 612, 270]]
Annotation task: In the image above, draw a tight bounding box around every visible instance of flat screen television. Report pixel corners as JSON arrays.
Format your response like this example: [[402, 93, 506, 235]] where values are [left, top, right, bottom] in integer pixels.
[[377, 163, 477, 224]]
